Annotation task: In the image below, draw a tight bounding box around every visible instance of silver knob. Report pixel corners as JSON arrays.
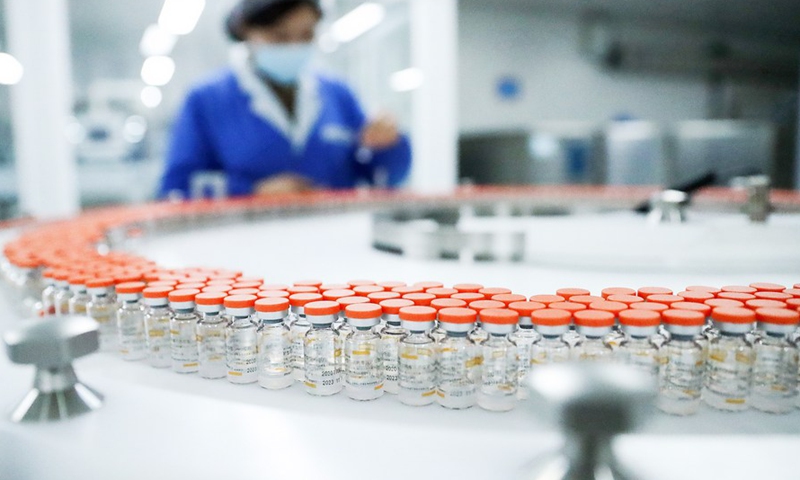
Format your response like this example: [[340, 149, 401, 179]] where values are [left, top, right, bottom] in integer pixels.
[[524, 363, 656, 480], [647, 189, 688, 224], [3, 315, 103, 422]]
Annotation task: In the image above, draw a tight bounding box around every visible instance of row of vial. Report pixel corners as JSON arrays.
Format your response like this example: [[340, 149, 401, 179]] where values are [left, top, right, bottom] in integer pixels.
[[43, 276, 800, 413]]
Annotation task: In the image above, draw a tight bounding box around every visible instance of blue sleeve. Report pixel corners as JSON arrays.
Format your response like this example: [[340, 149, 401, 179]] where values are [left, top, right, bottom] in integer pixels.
[[158, 89, 222, 198], [336, 83, 412, 188]]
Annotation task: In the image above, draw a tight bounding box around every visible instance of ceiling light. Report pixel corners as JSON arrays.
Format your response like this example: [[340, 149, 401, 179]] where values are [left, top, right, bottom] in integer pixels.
[[0, 52, 24, 85], [141, 56, 175, 86], [141, 86, 163, 108], [140, 24, 177, 56], [330, 3, 385, 43], [158, 0, 206, 35]]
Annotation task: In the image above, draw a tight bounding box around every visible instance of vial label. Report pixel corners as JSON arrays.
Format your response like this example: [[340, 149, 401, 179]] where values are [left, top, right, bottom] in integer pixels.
[[751, 342, 798, 414], [379, 337, 401, 394], [170, 321, 199, 373], [304, 336, 342, 396], [657, 344, 704, 415], [258, 329, 293, 389], [197, 325, 227, 379], [146, 315, 172, 368], [227, 329, 258, 384], [291, 323, 311, 381], [478, 345, 518, 412], [398, 344, 437, 406], [703, 340, 754, 411], [117, 311, 147, 361], [345, 340, 383, 400], [437, 345, 481, 409]]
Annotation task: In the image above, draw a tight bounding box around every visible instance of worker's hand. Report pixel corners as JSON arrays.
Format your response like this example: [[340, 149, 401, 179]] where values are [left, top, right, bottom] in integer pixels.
[[360, 113, 400, 150], [254, 174, 313, 195]]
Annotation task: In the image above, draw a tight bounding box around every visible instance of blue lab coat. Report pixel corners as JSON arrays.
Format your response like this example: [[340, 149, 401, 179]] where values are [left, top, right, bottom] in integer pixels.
[[159, 59, 411, 198]]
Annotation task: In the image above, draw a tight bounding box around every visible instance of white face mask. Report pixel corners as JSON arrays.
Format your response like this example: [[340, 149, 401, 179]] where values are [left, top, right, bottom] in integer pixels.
[[250, 43, 314, 85]]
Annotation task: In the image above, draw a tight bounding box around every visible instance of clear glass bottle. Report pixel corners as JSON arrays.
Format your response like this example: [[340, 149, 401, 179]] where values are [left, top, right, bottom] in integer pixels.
[[657, 309, 706, 416], [196, 292, 228, 379], [617, 309, 662, 376], [572, 310, 615, 362], [750, 308, 799, 414], [548, 301, 587, 347], [143, 286, 173, 368], [589, 300, 629, 349], [436, 307, 481, 409], [468, 300, 505, 345], [169, 288, 201, 374], [398, 306, 438, 406], [529, 309, 572, 367], [508, 301, 544, 400], [304, 301, 342, 396], [702, 299, 745, 345], [40, 269, 58, 316], [115, 281, 148, 361], [344, 303, 384, 401], [335, 296, 370, 374], [86, 277, 117, 352], [478, 308, 519, 412], [288, 293, 323, 382], [67, 275, 90, 315], [379, 298, 414, 394], [255, 297, 293, 389], [52, 272, 73, 316], [430, 298, 467, 343], [224, 294, 258, 384], [703, 307, 756, 411]]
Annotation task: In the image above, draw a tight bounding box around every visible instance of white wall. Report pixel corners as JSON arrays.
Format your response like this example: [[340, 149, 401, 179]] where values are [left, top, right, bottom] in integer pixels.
[[458, 7, 711, 133]]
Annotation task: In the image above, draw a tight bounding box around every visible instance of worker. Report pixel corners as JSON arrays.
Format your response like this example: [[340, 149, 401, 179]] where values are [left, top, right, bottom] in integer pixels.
[[159, 0, 411, 198]]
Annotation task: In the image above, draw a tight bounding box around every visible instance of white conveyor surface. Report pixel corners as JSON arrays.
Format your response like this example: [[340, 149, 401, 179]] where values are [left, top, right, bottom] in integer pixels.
[[1, 212, 799, 480]]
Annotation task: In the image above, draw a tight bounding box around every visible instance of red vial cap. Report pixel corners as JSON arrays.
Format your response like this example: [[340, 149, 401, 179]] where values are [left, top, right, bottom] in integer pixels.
[[529, 294, 566, 305], [257, 290, 290, 298], [196, 292, 227, 306], [531, 309, 571, 326], [143, 286, 172, 299], [479, 287, 512, 297], [294, 279, 323, 288], [430, 298, 467, 310], [569, 295, 604, 306], [508, 301, 546, 317], [289, 293, 323, 307], [452, 292, 485, 303], [347, 279, 376, 288], [480, 308, 519, 325], [574, 310, 614, 327], [336, 296, 370, 307], [322, 289, 356, 301], [399, 306, 437, 322], [749, 282, 786, 293], [379, 298, 415, 314], [437, 307, 477, 324], [427, 287, 458, 298], [555, 288, 590, 300], [492, 293, 527, 306], [671, 301, 711, 316], [367, 291, 401, 302], [287, 285, 319, 295], [304, 301, 340, 316], [606, 294, 644, 306], [86, 277, 115, 288], [720, 285, 757, 294], [169, 289, 201, 303], [392, 285, 424, 295], [548, 301, 587, 313], [413, 281, 444, 290], [353, 285, 384, 296], [637, 287, 672, 299], [662, 309, 705, 326], [705, 298, 745, 309], [403, 293, 436, 306], [255, 297, 290, 313], [677, 290, 714, 303], [589, 300, 628, 315], [468, 300, 506, 312], [746, 299, 787, 311], [755, 308, 800, 325], [711, 307, 756, 324], [116, 281, 146, 294], [754, 291, 792, 301], [452, 283, 483, 294], [647, 294, 684, 306], [601, 287, 636, 299], [685, 285, 721, 294], [619, 309, 660, 327], [717, 292, 756, 302], [345, 303, 382, 319]]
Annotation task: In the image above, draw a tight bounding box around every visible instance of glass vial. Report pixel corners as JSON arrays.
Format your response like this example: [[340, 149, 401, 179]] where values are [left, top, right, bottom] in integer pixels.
[[344, 303, 384, 401], [169, 288, 201, 374], [115, 281, 148, 361], [398, 306, 438, 406], [255, 297, 293, 390], [750, 308, 799, 414], [572, 310, 615, 362], [304, 301, 343, 396], [196, 292, 228, 379], [379, 298, 414, 394], [703, 307, 756, 411], [437, 307, 481, 409], [477, 308, 519, 412], [143, 286, 174, 368], [468, 300, 505, 345], [618, 309, 662, 376], [41, 269, 58, 316], [86, 278, 117, 352], [289, 293, 323, 382], [657, 309, 706, 416], [509, 301, 545, 400], [52, 272, 73, 316], [529, 309, 572, 367], [67, 275, 90, 315], [224, 294, 259, 384]]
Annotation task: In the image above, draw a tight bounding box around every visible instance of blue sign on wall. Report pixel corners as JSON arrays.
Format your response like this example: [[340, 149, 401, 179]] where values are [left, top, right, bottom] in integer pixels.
[[496, 76, 521, 100]]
